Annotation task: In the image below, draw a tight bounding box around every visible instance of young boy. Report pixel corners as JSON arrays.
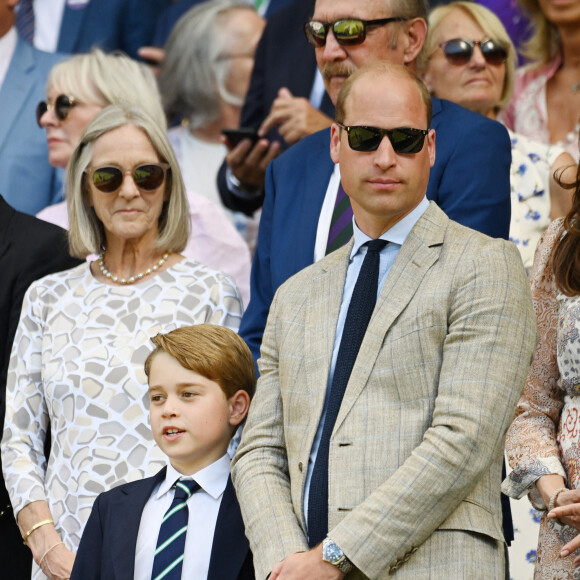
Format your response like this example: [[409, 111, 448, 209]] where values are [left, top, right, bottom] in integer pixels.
[[70, 324, 256, 580]]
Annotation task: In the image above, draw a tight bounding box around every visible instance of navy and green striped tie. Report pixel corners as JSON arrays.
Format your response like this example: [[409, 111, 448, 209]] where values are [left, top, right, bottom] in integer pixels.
[[326, 183, 354, 255], [151, 479, 200, 580]]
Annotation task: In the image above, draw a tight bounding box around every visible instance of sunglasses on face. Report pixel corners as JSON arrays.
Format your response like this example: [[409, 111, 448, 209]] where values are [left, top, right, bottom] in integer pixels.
[[86, 163, 170, 193], [36, 94, 79, 127], [304, 17, 406, 47], [439, 38, 508, 66], [337, 123, 429, 154]]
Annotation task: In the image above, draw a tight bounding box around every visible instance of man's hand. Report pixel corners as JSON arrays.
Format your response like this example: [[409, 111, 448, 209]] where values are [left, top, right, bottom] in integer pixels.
[[548, 489, 580, 563], [269, 545, 345, 580], [259, 88, 333, 146], [223, 136, 280, 190]]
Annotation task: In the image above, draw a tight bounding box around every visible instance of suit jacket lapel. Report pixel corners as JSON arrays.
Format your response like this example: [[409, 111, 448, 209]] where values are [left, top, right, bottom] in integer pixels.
[[110, 468, 166, 580], [0, 38, 34, 152], [207, 477, 251, 580], [303, 244, 351, 450], [334, 204, 448, 431], [58, 3, 87, 53]]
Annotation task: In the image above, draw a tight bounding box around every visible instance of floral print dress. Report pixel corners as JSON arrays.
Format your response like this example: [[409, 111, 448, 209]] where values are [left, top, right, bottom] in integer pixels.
[[504, 218, 580, 579]]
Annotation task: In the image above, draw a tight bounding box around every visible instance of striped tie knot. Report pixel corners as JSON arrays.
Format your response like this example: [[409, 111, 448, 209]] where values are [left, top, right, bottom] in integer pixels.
[[152, 478, 200, 580], [173, 478, 198, 501]]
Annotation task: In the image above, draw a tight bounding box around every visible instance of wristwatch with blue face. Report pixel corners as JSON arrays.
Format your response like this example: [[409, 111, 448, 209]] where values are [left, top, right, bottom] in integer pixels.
[[322, 538, 354, 574]]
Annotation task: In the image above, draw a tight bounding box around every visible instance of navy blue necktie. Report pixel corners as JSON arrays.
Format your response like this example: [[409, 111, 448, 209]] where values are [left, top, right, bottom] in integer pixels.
[[308, 239, 387, 547], [151, 478, 200, 580]]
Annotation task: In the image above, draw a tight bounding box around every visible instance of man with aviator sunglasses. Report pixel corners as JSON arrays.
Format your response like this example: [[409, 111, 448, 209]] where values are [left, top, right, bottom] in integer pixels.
[[233, 62, 535, 580], [239, 0, 512, 365]]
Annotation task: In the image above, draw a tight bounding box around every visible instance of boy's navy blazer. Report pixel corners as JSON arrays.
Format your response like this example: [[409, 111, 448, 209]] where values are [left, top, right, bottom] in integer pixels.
[[70, 468, 254, 580]]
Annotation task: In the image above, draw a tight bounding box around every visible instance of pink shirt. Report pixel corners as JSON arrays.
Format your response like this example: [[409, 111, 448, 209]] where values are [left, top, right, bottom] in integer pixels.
[[37, 191, 252, 306]]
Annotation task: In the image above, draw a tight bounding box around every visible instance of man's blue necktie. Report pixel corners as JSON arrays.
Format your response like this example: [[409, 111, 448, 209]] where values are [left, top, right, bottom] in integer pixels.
[[15, 0, 35, 43], [151, 478, 200, 580], [308, 238, 387, 547]]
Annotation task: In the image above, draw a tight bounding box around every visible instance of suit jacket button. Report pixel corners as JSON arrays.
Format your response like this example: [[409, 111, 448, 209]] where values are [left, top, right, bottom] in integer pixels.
[[298, 462, 303, 472]]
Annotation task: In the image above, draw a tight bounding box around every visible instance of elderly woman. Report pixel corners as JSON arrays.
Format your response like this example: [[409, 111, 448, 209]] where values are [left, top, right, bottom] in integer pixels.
[[1, 104, 243, 580], [501, 0, 580, 162], [158, 0, 264, 252], [35, 48, 251, 304], [420, 1, 574, 272]]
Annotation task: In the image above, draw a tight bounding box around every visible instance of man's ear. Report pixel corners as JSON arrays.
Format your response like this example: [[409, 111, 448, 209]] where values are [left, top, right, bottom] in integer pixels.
[[330, 123, 341, 164], [228, 390, 251, 427], [402, 18, 428, 65], [427, 128, 436, 168]]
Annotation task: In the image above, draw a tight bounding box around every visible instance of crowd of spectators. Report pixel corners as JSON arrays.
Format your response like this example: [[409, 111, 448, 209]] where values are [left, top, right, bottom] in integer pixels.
[[1, 0, 580, 578]]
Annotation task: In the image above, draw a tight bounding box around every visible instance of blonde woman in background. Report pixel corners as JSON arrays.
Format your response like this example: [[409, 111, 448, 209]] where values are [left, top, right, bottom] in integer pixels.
[[35, 48, 251, 304], [421, 1, 574, 273]]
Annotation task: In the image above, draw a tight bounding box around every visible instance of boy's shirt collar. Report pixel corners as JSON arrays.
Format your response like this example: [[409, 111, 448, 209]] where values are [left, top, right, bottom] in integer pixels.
[[156, 454, 230, 501]]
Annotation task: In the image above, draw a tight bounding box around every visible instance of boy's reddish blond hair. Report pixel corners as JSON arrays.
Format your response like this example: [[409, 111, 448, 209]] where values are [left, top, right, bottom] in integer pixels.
[[145, 324, 256, 399]]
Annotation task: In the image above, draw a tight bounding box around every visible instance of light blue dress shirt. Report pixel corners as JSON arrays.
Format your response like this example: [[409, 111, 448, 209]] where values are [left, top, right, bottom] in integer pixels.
[[303, 197, 430, 528]]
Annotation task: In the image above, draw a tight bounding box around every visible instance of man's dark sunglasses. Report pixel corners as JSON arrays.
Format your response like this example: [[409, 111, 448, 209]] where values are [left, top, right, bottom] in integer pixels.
[[337, 123, 429, 154], [36, 94, 79, 127], [304, 17, 406, 47], [439, 38, 508, 66]]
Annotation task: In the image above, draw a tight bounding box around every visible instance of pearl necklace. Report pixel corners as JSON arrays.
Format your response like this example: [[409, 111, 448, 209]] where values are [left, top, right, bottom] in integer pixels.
[[98, 253, 169, 285]]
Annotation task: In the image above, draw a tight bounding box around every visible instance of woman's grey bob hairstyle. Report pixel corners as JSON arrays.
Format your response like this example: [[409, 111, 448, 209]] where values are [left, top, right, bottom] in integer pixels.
[[158, 0, 258, 129], [67, 104, 190, 258]]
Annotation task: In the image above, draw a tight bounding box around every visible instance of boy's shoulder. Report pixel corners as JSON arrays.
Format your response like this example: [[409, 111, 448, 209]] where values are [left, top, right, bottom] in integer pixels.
[[97, 469, 166, 506]]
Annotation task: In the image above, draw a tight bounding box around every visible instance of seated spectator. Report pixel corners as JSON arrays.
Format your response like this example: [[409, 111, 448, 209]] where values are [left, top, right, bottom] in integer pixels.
[[158, 0, 264, 253], [70, 324, 255, 580], [1, 104, 243, 580], [0, 0, 64, 215], [14, 0, 165, 61], [216, 0, 335, 217], [500, 0, 580, 161], [35, 48, 251, 304], [421, 1, 575, 271]]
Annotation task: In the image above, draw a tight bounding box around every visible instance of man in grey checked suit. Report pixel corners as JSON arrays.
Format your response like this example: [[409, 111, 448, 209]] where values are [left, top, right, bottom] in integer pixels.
[[231, 62, 537, 579]]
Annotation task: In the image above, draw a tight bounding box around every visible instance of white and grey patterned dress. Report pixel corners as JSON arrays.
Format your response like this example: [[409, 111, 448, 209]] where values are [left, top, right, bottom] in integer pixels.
[[1, 258, 242, 578]]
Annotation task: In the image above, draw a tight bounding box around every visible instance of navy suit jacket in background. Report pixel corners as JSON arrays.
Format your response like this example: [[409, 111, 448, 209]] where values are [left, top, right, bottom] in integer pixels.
[[0, 195, 81, 579], [57, 0, 165, 60], [0, 36, 64, 215], [70, 468, 254, 580], [240, 97, 512, 365], [217, 0, 336, 215]]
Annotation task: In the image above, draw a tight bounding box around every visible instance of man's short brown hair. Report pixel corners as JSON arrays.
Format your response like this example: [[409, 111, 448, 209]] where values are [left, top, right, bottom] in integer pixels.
[[144, 325, 256, 399], [335, 62, 432, 128]]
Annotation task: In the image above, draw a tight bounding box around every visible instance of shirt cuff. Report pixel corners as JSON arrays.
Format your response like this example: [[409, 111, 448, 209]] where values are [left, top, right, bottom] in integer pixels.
[[226, 167, 263, 200]]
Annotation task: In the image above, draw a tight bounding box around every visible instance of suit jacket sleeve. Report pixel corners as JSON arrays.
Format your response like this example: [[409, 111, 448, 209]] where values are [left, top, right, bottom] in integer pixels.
[[238, 162, 278, 365], [429, 104, 512, 240], [216, 15, 269, 215], [232, 289, 310, 579], [70, 494, 105, 580]]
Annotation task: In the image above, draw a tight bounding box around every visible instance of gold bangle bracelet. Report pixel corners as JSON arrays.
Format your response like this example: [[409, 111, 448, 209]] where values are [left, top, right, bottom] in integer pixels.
[[23, 519, 54, 546]]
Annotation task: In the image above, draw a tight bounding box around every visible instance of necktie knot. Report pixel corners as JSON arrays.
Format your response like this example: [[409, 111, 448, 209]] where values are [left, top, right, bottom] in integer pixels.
[[365, 239, 388, 254], [173, 478, 199, 502]]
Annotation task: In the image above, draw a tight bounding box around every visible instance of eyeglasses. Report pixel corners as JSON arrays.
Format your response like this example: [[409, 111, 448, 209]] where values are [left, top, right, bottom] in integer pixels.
[[86, 163, 170, 193], [439, 38, 508, 66], [36, 95, 79, 126], [337, 123, 429, 153], [304, 17, 406, 47]]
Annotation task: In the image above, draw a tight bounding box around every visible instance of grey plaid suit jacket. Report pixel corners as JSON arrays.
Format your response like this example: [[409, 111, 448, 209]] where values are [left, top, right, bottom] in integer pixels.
[[232, 203, 537, 579]]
